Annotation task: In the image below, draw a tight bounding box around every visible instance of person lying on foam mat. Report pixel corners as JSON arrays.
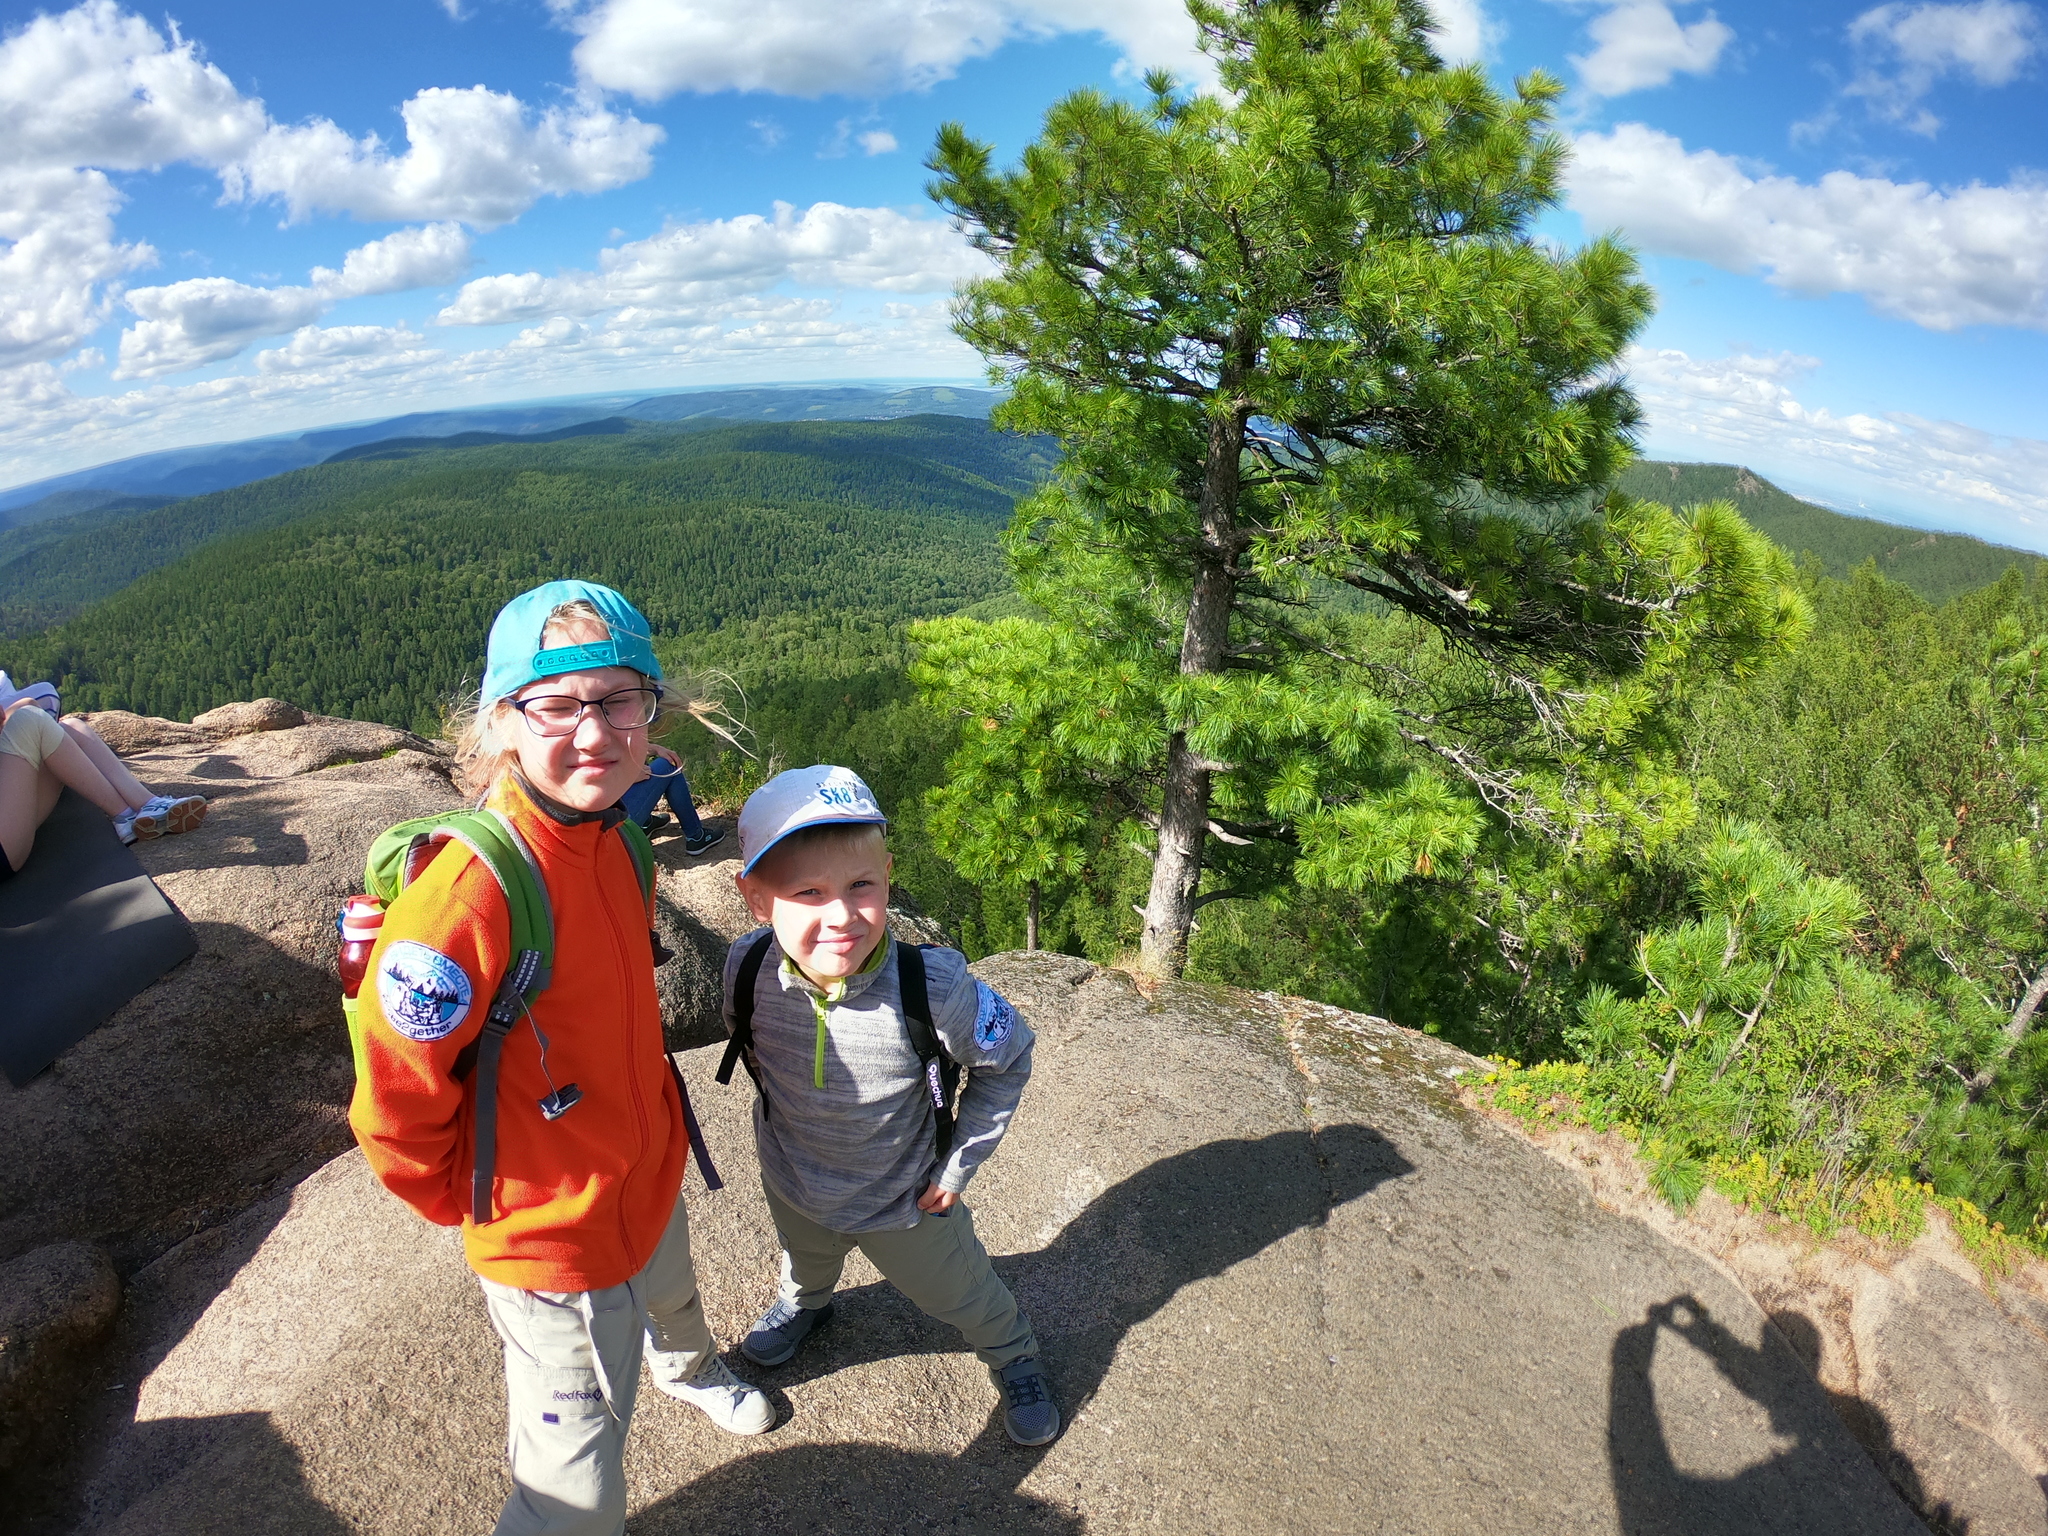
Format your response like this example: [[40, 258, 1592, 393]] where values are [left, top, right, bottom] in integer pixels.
[[0, 689, 208, 885]]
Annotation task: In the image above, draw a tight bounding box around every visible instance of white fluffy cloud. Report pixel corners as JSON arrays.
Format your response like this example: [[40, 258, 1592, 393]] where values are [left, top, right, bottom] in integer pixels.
[[0, 1, 266, 173], [1631, 344, 2048, 529], [1571, 1, 1733, 96], [1427, 0, 1501, 63], [222, 88, 661, 228], [0, 3, 659, 390], [118, 279, 329, 379], [549, 0, 1209, 98], [1846, 0, 2039, 132], [437, 203, 988, 327], [1570, 123, 2048, 331], [0, 167, 153, 367], [0, 4, 657, 223], [254, 324, 441, 376], [310, 223, 474, 298], [114, 225, 473, 379]]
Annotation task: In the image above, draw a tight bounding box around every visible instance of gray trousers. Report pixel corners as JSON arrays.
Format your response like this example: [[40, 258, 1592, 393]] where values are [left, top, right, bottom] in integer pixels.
[[478, 1194, 714, 1536], [762, 1178, 1037, 1368]]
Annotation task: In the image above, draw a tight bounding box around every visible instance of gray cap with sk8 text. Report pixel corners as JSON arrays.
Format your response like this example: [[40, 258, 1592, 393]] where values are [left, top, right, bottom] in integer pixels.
[[738, 764, 888, 876]]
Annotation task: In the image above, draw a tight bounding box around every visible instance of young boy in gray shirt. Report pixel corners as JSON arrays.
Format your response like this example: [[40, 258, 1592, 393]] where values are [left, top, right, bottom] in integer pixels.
[[719, 764, 1057, 1446]]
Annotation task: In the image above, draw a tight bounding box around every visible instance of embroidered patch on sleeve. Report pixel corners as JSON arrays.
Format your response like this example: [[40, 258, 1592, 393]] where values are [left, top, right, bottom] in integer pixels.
[[972, 980, 1018, 1052], [376, 940, 474, 1042]]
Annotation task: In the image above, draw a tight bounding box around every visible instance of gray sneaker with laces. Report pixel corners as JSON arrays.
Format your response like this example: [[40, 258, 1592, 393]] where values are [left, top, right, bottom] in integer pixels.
[[740, 1297, 833, 1367], [992, 1356, 1060, 1446]]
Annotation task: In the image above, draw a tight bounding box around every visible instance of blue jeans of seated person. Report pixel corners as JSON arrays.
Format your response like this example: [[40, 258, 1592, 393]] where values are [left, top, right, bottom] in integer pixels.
[[618, 758, 705, 837]]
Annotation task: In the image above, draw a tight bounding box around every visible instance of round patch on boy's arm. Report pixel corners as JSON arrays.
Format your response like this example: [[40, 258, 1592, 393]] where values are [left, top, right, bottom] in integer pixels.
[[971, 980, 1019, 1052], [376, 941, 475, 1041]]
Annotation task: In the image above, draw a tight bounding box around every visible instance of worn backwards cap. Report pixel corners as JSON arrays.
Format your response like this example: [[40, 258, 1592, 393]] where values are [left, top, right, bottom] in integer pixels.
[[480, 580, 663, 706], [738, 765, 889, 876]]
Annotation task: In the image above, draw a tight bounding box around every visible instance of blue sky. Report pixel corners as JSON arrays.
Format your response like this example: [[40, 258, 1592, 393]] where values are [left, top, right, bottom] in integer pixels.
[[3, 0, 2047, 547]]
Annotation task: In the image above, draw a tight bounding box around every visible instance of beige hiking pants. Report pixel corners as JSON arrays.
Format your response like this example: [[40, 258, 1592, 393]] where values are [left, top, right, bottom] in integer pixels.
[[477, 1193, 714, 1536], [761, 1178, 1037, 1368]]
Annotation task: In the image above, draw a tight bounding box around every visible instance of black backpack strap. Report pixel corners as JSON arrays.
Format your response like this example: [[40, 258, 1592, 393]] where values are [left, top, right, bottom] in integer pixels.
[[666, 1055, 723, 1191], [896, 943, 960, 1160], [715, 930, 776, 1099], [470, 948, 544, 1225]]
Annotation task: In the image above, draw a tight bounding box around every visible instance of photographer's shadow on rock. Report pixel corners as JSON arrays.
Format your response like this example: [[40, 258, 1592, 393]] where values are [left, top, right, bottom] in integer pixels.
[[1608, 1296, 1911, 1536], [631, 1123, 1413, 1536]]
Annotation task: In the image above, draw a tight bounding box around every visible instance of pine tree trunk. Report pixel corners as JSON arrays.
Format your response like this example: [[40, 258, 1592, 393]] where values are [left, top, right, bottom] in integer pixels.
[[1966, 958, 2048, 1098], [1026, 879, 1041, 951], [1138, 397, 1246, 979]]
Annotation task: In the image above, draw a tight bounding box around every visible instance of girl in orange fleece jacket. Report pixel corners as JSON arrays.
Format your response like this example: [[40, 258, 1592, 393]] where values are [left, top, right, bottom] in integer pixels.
[[350, 580, 768, 1536]]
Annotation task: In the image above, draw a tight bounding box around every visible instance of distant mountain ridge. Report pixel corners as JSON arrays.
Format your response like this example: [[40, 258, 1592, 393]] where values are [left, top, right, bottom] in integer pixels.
[[320, 417, 634, 463], [0, 384, 1006, 520], [1614, 460, 2042, 606]]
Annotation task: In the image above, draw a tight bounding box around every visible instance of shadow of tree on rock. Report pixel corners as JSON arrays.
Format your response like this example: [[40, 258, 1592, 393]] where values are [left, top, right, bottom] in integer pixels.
[[632, 1123, 1413, 1535]]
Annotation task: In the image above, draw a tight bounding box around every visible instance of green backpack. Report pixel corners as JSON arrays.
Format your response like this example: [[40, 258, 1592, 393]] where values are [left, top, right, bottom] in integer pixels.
[[343, 808, 719, 1222]]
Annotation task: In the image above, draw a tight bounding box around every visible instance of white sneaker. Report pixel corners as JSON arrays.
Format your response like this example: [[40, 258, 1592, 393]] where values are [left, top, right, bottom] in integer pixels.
[[112, 809, 138, 845], [653, 1352, 774, 1436], [131, 794, 207, 839]]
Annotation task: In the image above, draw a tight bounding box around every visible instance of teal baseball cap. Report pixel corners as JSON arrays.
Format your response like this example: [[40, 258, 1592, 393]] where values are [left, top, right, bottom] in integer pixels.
[[481, 581, 663, 706]]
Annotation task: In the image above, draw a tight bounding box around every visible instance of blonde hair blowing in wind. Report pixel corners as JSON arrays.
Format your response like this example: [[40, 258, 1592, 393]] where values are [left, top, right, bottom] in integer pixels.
[[446, 599, 744, 802]]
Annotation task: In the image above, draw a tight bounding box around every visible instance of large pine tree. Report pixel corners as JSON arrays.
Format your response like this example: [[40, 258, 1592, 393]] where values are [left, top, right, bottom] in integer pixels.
[[924, 0, 1805, 978]]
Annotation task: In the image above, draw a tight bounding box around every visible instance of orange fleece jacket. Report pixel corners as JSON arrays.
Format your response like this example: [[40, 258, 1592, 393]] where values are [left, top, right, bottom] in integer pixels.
[[348, 775, 686, 1292]]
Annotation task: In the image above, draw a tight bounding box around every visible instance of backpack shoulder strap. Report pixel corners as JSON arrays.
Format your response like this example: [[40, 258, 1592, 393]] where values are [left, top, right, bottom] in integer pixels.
[[611, 815, 674, 964], [897, 940, 935, 1050], [395, 809, 554, 1228], [616, 817, 657, 917], [715, 929, 777, 1093], [895, 942, 960, 1160], [393, 809, 554, 978]]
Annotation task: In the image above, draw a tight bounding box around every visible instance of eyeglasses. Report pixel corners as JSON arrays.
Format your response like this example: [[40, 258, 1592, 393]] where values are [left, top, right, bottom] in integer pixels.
[[509, 688, 659, 736]]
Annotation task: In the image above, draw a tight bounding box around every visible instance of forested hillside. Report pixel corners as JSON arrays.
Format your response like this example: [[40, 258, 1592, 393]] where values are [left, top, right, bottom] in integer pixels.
[[0, 416, 1049, 643], [7, 417, 1051, 729], [1616, 461, 2041, 602]]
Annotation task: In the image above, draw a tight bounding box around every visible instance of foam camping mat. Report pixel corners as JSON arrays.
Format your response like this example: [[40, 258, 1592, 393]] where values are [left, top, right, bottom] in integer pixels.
[[0, 788, 196, 1085]]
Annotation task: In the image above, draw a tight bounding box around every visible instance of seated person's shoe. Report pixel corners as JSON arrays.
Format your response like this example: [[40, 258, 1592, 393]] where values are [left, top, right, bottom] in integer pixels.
[[740, 1297, 832, 1368], [132, 794, 207, 839], [683, 825, 727, 857], [112, 809, 138, 845], [992, 1356, 1060, 1446], [640, 811, 673, 835], [653, 1351, 774, 1436]]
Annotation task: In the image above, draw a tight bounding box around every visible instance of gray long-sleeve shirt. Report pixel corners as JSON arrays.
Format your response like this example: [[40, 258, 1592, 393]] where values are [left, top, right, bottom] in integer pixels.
[[720, 930, 1036, 1233]]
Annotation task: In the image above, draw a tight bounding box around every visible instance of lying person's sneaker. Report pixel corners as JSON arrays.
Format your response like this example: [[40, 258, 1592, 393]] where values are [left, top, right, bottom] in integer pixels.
[[112, 809, 138, 846], [131, 794, 208, 840], [740, 1297, 832, 1368], [640, 811, 673, 836], [653, 1352, 774, 1436], [682, 825, 727, 857], [992, 1356, 1060, 1446]]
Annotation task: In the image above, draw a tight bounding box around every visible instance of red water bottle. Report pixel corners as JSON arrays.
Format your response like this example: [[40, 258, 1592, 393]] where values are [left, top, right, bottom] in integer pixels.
[[337, 896, 385, 998]]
